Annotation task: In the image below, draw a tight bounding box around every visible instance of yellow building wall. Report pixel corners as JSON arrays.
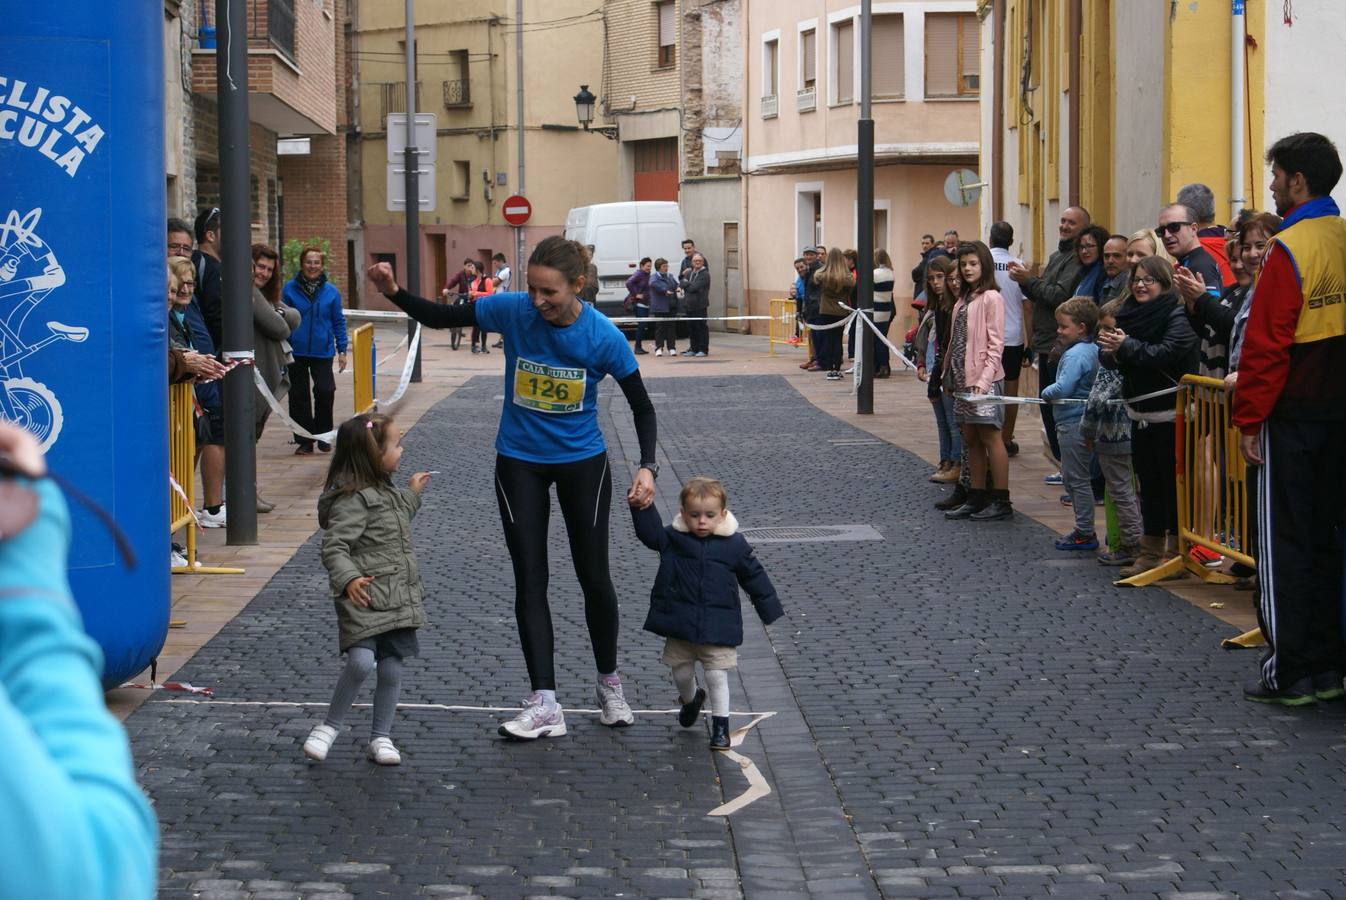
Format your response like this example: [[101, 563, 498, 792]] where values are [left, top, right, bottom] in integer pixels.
[[1165, 0, 1266, 223]]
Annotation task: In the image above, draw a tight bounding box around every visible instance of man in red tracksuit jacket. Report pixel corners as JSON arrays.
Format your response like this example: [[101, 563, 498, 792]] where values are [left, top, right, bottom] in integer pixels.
[[1233, 131, 1346, 706]]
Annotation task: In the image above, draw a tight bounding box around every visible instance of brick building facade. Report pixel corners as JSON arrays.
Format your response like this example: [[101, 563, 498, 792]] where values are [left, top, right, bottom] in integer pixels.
[[182, 0, 349, 296]]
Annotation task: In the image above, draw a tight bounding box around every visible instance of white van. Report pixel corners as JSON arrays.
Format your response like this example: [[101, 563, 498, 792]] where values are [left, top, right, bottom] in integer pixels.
[[564, 201, 687, 322]]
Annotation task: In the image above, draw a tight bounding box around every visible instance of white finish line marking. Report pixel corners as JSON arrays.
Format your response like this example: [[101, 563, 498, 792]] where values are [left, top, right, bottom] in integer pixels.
[[163, 700, 777, 816]]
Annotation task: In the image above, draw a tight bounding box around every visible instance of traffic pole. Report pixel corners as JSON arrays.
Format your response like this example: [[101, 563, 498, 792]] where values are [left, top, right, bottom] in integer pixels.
[[856, 0, 875, 415], [216, 0, 257, 544], [404, 0, 422, 382]]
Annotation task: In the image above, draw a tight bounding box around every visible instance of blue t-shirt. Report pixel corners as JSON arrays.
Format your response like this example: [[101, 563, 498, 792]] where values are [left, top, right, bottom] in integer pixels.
[[474, 292, 638, 463]]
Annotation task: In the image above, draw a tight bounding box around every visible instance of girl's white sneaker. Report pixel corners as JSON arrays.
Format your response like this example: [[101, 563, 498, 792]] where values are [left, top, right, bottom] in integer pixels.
[[303, 724, 339, 762], [367, 737, 402, 766]]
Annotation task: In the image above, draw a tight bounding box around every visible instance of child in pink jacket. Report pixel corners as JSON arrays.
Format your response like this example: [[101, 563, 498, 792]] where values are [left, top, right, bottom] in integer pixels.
[[941, 240, 1012, 521]]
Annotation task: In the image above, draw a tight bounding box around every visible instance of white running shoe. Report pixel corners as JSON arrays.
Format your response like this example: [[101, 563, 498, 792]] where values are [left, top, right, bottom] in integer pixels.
[[655, 348, 663, 357], [170, 549, 188, 568], [303, 724, 339, 761], [198, 505, 227, 528], [596, 675, 635, 727], [367, 737, 402, 765], [498, 693, 568, 740]]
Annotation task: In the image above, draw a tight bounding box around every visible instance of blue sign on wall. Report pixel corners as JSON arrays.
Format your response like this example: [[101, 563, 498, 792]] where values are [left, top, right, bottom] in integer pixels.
[[0, 9, 169, 687]]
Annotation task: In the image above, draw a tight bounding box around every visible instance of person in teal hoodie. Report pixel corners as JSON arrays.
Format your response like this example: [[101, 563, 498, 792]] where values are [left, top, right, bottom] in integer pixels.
[[1041, 296, 1101, 551], [0, 422, 158, 900]]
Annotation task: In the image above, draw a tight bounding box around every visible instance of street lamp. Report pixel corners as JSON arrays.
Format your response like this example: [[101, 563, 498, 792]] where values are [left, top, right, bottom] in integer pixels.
[[573, 84, 618, 139]]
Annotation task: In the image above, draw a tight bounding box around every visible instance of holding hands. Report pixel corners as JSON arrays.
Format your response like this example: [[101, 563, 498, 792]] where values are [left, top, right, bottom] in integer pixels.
[[627, 468, 655, 510]]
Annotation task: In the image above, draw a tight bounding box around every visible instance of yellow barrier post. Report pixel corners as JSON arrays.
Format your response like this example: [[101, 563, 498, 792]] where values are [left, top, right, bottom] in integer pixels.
[[169, 383, 244, 575], [351, 323, 376, 414], [768, 299, 806, 355], [1118, 375, 1254, 588]]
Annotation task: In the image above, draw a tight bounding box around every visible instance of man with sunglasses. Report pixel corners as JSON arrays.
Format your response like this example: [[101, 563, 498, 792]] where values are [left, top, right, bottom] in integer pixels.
[[1158, 204, 1223, 301]]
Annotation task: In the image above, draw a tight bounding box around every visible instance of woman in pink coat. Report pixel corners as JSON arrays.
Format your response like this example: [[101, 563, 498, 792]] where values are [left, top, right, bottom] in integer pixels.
[[941, 241, 1011, 521]]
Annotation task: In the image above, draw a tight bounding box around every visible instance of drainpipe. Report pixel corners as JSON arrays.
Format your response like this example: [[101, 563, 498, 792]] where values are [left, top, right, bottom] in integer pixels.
[[514, 0, 525, 275], [1230, 0, 1247, 219]]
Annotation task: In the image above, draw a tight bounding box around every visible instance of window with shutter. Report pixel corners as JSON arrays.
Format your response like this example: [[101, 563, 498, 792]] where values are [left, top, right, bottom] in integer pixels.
[[926, 13, 978, 98], [802, 29, 816, 90], [765, 39, 779, 97], [835, 19, 854, 104], [925, 14, 958, 98], [657, 2, 676, 68], [960, 14, 980, 94], [871, 14, 904, 99]]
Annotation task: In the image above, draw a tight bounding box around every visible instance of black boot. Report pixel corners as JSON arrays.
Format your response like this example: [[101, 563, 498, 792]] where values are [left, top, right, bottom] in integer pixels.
[[944, 488, 987, 520], [934, 483, 968, 511], [709, 715, 731, 751], [971, 488, 1014, 521], [678, 688, 706, 728]]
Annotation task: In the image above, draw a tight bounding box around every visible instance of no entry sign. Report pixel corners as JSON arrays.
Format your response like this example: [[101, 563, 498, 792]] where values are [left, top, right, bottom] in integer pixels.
[[502, 195, 532, 226]]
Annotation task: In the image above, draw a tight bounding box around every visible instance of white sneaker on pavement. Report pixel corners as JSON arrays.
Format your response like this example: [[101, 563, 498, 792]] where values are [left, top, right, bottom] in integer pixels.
[[198, 505, 227, 528], [170, 549, 188, 568], [596, 675, 635, 727], [367, 737, 402, 765], [303, 724, 339, 761], [498, 693, 568, 740]]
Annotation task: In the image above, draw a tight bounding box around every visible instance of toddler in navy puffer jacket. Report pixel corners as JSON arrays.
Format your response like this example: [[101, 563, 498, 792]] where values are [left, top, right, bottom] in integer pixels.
[[630, 476, 783, 750]]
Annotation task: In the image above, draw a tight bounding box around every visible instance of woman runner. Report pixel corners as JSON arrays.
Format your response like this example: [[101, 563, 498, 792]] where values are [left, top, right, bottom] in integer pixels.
[[365, 237, 658, 740]]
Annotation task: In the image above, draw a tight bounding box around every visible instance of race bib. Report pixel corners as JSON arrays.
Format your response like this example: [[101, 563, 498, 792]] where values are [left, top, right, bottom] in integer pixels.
[[513, 357, 585, 414]]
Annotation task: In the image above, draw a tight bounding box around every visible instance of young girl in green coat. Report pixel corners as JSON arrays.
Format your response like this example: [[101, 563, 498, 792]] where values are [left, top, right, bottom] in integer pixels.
[[303, 413, 431, 766]]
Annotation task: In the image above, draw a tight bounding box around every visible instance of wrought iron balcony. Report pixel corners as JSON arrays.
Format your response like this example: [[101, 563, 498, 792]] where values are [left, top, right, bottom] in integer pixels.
[[443, 79, 471, 108]]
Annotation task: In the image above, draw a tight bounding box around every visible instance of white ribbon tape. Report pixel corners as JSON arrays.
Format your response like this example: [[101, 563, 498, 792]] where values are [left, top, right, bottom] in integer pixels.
[[376, 323, 421, 408], [222, 350, 255, 361], [252, 324, 423, 444], [803, 305, 919, 395], [953, 383, 1183, 407], [168, 475, 201, 525], [602, 313, 779, 325]]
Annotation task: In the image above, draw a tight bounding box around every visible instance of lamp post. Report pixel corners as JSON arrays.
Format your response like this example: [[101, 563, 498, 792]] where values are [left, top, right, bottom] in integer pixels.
[[574, 84, 618, 139], [856, 0, 875, 415]]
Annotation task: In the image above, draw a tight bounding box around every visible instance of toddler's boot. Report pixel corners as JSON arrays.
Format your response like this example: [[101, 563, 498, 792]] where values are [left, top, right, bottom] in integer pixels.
[[678, 688, 707, 728], [709, 715, 731, 751]]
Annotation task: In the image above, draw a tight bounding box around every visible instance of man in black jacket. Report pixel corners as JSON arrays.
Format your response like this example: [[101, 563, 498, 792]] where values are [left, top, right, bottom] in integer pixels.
[[679, 253, 711, 356], [1008, 206, 1088, 466]]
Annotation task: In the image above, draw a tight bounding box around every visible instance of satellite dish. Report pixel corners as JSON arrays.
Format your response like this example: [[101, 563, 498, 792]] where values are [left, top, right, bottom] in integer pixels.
[[944, 169, 984, 207]]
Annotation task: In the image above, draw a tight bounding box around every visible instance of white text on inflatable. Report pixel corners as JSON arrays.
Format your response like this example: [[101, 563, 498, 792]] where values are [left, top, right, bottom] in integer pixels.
[[0, 77, 105, 177]]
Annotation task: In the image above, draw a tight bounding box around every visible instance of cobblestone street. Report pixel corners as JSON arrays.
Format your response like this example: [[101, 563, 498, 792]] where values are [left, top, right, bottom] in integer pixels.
[[127, 371, 1346, 899]]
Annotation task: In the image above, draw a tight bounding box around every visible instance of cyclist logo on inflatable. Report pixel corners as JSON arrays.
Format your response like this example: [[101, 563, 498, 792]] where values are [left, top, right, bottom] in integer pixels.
[[0, 207, 88, 451]]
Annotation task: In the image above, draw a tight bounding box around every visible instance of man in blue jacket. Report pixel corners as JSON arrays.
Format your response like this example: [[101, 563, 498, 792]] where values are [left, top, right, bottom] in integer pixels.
[[283, 246, 349, 454]]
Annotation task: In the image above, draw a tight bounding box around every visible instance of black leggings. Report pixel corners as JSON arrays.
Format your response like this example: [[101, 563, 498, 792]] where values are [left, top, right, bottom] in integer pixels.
[[494, 451, 619, 690], [1131, 419, 1178, 538]]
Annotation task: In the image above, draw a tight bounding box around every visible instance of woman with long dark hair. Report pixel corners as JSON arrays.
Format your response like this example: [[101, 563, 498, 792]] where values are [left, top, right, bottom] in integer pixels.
[[366, 236, 658, 740]]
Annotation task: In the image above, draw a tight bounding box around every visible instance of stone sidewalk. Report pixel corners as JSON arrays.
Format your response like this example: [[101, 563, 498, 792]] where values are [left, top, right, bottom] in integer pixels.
[[122, 342, 1346, 898]]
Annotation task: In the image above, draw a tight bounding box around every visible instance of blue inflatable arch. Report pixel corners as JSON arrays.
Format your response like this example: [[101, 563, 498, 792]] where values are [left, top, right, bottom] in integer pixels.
[[1, 7, 170, 687]]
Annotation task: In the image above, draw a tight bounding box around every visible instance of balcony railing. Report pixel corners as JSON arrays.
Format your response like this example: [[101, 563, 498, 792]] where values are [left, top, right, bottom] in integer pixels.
[[760, 94, 778, 119], [248, 0, 296, 63], [796, 87, 816, 113], [443, 79, 471, 108]]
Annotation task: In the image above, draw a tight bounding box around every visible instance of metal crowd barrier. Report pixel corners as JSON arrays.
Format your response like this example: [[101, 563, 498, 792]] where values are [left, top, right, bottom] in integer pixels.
[[351, 323, 376, 414], [169, 382, 243, 575], [1120, 374, 1255, 588], [768, 298, 808, 356]]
